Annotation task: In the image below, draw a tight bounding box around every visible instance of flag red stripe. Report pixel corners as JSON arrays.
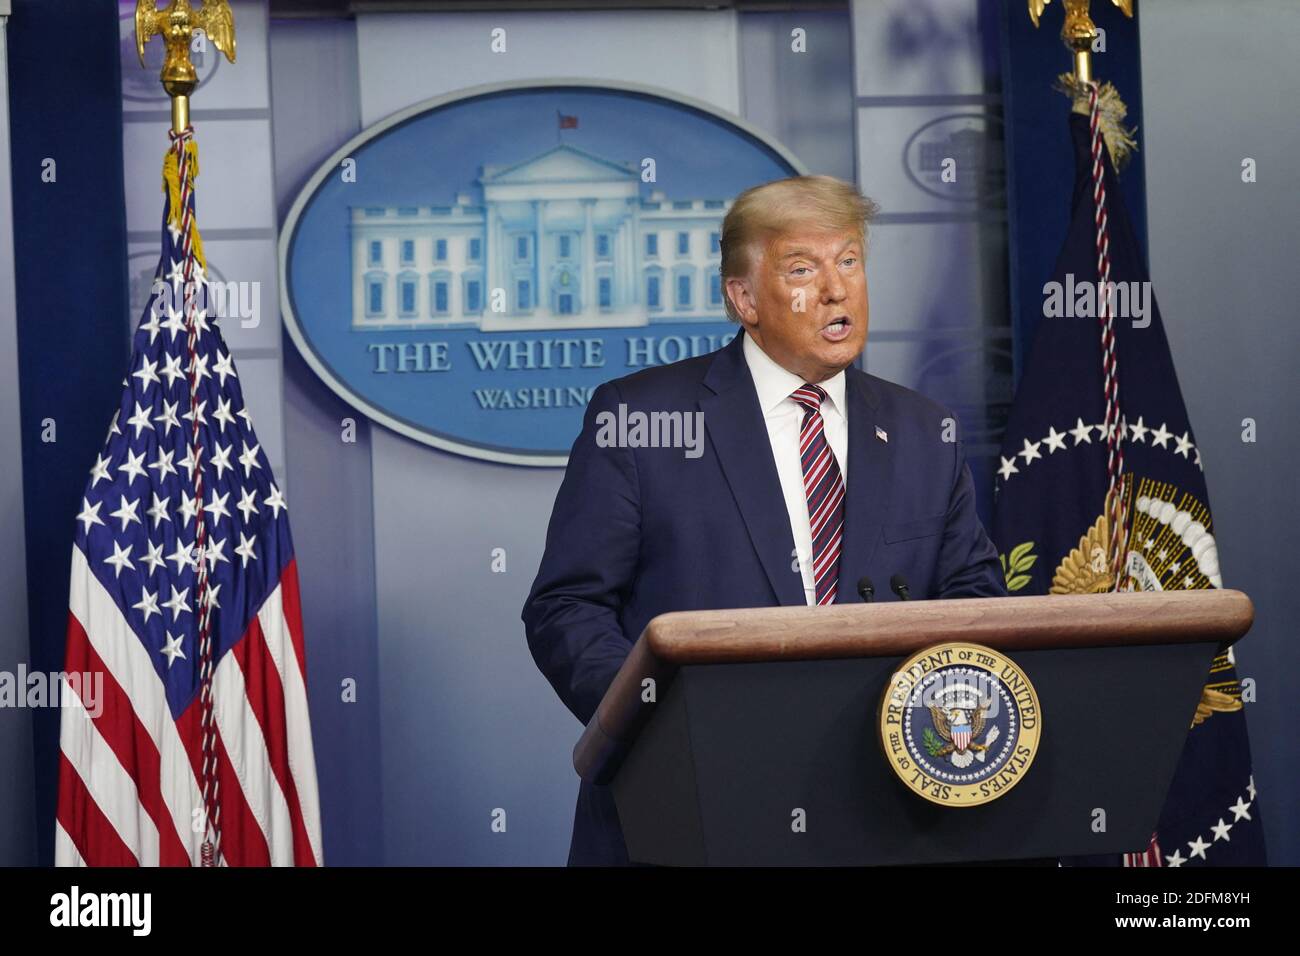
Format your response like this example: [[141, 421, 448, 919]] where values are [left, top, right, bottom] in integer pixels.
[[56, 754, 139, 867], [279, 559, 309, 682], [234, 612, 318, 866], [64, 611, 192, 866]]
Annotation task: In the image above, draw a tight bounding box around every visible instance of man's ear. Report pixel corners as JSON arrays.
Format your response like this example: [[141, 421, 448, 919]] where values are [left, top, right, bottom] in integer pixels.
[[725, 276, 758, 330]]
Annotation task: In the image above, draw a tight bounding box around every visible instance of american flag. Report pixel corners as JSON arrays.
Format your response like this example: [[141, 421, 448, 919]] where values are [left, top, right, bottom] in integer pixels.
[[54, 129, 322, 866]]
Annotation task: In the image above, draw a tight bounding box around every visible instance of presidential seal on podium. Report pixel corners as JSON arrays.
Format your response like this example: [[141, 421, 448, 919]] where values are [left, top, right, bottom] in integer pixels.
[[879, 642, 1043, 807]]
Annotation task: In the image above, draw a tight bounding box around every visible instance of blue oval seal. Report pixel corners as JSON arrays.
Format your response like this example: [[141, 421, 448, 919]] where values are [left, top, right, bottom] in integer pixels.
[[278, 79, 803, 465]]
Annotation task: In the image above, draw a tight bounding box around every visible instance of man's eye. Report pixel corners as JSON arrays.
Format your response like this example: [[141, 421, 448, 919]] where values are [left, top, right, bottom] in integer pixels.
[[790, 267, 811, 276], [841, 258, 858, 268]]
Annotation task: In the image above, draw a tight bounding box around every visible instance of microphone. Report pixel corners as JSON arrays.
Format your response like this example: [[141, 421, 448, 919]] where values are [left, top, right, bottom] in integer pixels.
[[856, 576, 875, 603], [889, 574, 911, 601]]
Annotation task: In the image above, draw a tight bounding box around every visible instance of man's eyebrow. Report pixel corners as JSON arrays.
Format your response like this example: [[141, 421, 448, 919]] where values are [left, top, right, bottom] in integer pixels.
[[776, 240, 861, 262]]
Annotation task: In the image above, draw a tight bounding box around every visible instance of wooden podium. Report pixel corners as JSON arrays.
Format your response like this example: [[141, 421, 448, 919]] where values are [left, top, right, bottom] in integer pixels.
[[572, 590, 1254, 866]]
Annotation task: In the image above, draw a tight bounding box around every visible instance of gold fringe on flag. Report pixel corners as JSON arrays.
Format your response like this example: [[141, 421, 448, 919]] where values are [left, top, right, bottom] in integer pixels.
[[161, 138, 207, 273], [1056, 73, 1138, 172]]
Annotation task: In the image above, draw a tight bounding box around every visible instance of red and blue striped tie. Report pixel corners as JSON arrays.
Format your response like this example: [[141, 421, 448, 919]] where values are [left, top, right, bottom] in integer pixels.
[[792, 384, 846, 605]]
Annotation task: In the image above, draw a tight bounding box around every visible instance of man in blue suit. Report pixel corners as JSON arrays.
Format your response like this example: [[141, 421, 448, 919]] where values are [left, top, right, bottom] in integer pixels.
[[523, 174, 1007, 865]]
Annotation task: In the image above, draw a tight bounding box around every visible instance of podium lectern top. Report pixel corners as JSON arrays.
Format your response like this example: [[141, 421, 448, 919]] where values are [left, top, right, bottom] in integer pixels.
[[644, 589, 1252, 663]]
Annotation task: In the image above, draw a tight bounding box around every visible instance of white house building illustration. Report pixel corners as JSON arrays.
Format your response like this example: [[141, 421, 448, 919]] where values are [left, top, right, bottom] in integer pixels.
[[349, 144, 732, 332]]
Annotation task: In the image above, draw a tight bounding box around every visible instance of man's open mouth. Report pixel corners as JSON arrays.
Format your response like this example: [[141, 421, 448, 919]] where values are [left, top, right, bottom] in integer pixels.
[[821, 316, 852, 340]]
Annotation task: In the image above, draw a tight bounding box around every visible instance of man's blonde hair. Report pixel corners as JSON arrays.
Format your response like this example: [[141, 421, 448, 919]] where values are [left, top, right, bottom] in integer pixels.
[[719, 175, 880, 323]]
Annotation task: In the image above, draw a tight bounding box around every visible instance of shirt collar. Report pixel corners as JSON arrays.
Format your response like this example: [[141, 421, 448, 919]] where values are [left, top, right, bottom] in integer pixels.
[[741, 331, 847, 419]]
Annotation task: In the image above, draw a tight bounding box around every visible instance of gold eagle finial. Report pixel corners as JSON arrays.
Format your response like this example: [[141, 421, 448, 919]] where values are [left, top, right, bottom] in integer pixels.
[[1029, 0, 1134, 31], [1028, 0, 1133, 84], [135, 1, 236, 131]]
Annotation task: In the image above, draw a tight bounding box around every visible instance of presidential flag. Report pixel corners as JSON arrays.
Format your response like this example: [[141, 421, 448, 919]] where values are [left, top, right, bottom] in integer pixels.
[[55, 129, 322, 866], [991, 101, 1265, 866]]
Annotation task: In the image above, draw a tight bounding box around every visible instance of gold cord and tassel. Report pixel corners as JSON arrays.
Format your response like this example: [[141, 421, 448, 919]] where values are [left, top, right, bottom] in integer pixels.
[[1056, 73, 1139, 171], [161, 139, 207, 274]]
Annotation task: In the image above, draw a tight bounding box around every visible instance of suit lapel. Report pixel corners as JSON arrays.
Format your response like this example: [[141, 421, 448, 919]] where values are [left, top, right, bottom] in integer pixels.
[[700, 333, 805, 607], [834, 368, 893, 603]]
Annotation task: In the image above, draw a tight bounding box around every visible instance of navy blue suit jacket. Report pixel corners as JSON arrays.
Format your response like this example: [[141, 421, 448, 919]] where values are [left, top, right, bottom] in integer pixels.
[[522, 331, 1007, 865]]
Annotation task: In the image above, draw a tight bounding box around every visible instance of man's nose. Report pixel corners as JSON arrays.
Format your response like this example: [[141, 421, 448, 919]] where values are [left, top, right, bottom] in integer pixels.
[[821, 265, 847, 301]]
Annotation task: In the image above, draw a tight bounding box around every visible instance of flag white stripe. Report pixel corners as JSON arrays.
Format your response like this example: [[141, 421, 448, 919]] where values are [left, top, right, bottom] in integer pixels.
[[257, 584, 324, 865], [212, 649, 295, 865], [67, 545, 206, 864], [54, 821, 88, 867], [57, 680, 159, 865]]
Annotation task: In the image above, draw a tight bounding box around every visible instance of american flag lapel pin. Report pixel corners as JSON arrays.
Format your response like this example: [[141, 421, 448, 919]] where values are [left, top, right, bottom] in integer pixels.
[[875, 425, 888, 443]]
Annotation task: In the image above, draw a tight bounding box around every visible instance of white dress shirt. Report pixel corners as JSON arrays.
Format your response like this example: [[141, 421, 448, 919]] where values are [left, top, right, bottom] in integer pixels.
[[742, 333, 849, 605]]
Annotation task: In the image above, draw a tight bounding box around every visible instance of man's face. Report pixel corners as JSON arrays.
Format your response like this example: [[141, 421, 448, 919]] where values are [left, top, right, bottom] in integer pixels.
[[728, 226, 869, 383]]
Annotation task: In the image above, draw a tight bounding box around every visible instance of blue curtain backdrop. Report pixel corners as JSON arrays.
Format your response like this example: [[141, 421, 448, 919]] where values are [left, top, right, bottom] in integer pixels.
[[7, 0, 131, 865]]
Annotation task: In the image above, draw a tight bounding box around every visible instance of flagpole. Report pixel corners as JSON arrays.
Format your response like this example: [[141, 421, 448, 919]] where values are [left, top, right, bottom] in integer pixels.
[[133, 0, 238, 868]]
